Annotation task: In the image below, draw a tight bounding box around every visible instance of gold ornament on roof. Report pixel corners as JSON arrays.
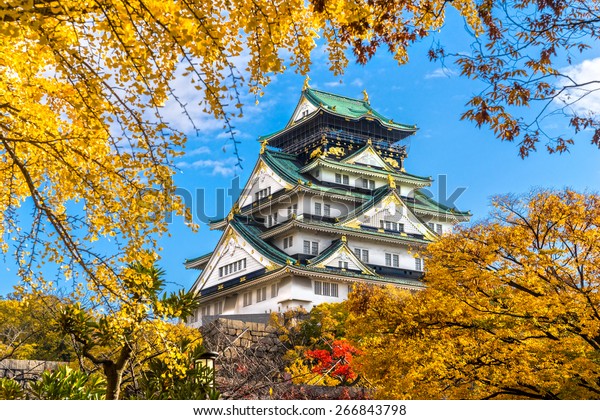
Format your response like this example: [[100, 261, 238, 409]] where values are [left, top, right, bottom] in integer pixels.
[[303, 75, 311, 91], [341, 235, 347, 243], [260, 139, 269, 154], [328, 146, 346, 157], [384, 157, 399, 168], [310, 147, 323, 159], [387, 174, 397, 189], [362, 89, 370, 104]]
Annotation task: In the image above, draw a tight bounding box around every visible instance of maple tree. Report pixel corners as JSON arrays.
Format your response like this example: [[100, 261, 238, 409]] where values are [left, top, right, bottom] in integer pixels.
[[347, 189, 600, 399]]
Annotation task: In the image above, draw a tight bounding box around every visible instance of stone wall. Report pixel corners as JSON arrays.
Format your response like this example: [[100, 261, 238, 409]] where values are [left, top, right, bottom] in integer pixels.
[[0, 359, 67, 383], [200, 317, 288, 399], [200, 317, 285, 359]]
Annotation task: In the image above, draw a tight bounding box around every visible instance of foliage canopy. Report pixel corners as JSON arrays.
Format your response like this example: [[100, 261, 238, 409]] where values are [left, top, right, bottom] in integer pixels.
[[347, 189, 600, 399]]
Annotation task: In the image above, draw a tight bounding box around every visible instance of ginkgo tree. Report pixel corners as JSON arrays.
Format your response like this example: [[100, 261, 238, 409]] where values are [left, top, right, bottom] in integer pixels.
[[1, 0, 598, 398], [347, 189, 600, 399]]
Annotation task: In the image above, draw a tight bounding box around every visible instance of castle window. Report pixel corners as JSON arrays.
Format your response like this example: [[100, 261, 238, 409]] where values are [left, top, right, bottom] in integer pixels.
[[243, 292, 252, 307], [380, 220, 404, 232], [257, 287, 267, 302], [267, 212, 278, 227], [283, 236, 294, 249], [287, 204, 298, 217], [315, 202, 322, 216], [311, 241, 319, 255], [338, 261, 349, 269], [385, 253, 400, 268], [314, 281, 339, 297], [219, 258, 246, 277], [415, 258, 424, 271], [255, 186, 271, 201], [324, 204, 331, 217], [436, 224, 443, 234], [354, 248, 369, 263], [213, 301, 223, 315], [361, 179, 375, 189], [335, 173, 349, 185], [271, 283, 279, 298]]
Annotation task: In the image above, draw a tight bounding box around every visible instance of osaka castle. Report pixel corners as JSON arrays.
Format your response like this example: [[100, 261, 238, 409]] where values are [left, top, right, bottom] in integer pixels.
[[184, 86, 470, 326]]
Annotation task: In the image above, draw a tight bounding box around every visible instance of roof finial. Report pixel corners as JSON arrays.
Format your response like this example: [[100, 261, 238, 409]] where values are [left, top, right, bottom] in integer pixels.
[[260, 139, 269, 154], [341, 235, 347, 243], [362, 89, 370, 104], [387, 174, 397, 189], [303, 75, 311, 91]]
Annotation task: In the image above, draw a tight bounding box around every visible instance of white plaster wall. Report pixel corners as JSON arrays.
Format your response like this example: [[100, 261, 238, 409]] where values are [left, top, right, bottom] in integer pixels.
[[346, 238, 420, 270], [199, 247, 265, 290], [239, 167, 287, 208], [272, 231, 336, 256]]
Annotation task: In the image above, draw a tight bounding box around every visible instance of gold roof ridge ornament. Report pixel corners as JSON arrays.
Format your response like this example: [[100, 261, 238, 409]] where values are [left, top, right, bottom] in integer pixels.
[[303, 75, 311, 91], [362, 89, 370, 104], [260, 139, 269, 154], [226, 202, 240, 221], [387, 173, 397, 189]]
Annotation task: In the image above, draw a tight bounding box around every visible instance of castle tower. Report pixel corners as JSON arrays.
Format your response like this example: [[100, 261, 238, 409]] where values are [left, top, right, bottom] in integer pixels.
[[185, 87, 470, 326]]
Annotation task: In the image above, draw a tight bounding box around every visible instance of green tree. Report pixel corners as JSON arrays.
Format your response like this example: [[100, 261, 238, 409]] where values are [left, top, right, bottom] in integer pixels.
[[0, 295, 74, 362], [29, 366, 106, 400]]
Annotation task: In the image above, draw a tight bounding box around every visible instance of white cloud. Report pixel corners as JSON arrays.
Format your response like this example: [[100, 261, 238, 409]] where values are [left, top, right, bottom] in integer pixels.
[[424, 68, 457, 80], [559, 57, 600, 114], [324, 81, 343, 87], [185, 146, 211, 156], [178, 157, 240, 177], [350, 78, 364, 87]]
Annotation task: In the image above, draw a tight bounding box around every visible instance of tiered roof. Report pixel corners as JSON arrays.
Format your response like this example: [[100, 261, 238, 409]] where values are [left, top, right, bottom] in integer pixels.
[[187, 87, 470, 300]]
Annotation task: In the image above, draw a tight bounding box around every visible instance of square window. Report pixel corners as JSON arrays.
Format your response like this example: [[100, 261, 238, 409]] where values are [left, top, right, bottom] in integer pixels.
[[314, 281, 322, 295], [415, 258, 423, 271], [335, 173, 341, 183]]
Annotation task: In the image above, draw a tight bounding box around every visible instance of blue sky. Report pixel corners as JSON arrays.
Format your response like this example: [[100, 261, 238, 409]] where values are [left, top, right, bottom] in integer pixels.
[[1, 9, 599, 296]]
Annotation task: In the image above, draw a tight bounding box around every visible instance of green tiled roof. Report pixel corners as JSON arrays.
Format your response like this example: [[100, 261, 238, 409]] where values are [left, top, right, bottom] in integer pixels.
[[301, 266, 423, 288], [262, 150, 370, 199], [303, 88, 417, 132], [230, 217, 294, 266], [412, 190, 471, 217], [261, 217, 431, 245], [340, 185, 392, 222], [301, 157, 432, 186], [307, 239, 344, 266], [184, 251, 213, 268]]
